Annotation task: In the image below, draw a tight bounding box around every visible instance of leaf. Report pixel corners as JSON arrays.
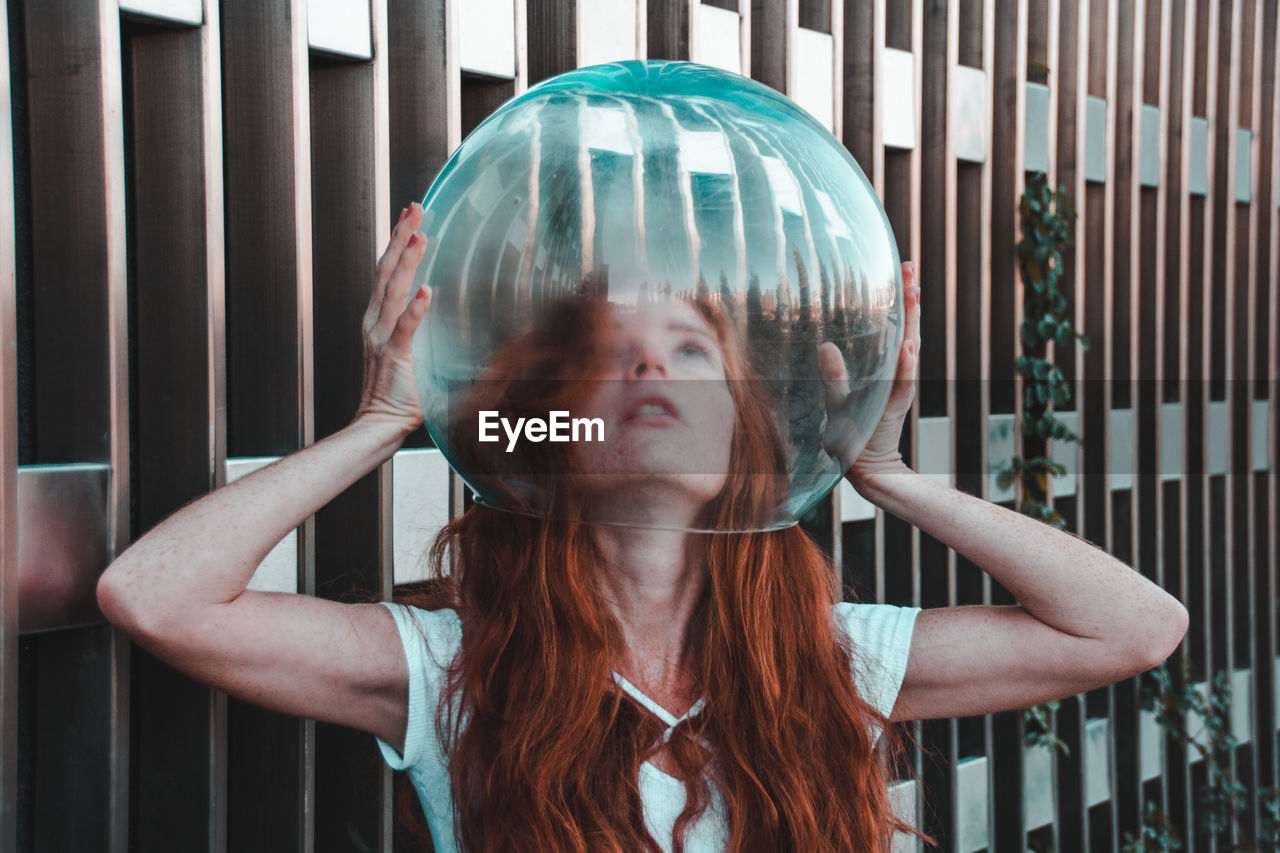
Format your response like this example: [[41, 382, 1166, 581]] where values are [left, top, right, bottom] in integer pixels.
[[1027, 258, 1043, 287]]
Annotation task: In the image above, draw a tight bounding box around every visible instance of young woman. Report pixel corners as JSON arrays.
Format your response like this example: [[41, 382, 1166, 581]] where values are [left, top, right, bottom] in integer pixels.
[[97, 201, 1189, 852]]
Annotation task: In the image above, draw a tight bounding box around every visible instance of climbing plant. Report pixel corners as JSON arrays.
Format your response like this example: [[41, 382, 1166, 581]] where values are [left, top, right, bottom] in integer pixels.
[[1005, 172, 1087, 756], [1120, 655, 1280, 851], [1004, 171, 1088, 530]]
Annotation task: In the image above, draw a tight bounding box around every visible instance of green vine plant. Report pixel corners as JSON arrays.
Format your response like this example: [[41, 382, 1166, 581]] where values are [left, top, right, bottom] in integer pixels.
[[1121, 655, 1280, 851], [1008, 174, 1275, 850], [1005, 173, 1088, 756], [1006, 172, 1089, 530]]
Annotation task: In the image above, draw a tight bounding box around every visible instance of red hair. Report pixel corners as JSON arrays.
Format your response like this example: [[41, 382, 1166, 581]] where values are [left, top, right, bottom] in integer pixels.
[[393, 292, 936, 851]]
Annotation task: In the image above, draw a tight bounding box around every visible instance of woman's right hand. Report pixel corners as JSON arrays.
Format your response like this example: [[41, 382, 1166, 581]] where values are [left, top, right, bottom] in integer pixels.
[[355, 202, 432, 435]]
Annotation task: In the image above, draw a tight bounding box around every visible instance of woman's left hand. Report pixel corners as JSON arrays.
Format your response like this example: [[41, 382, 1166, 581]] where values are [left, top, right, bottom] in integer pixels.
[[818, 261, 921, 483]]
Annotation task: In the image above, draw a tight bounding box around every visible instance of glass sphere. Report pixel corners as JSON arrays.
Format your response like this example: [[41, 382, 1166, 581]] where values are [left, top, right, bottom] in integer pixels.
[[409, 59, 904, 532]]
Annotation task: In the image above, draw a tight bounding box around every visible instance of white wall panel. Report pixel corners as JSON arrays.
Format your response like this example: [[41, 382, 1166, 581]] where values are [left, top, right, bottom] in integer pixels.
[[954, 756, 989, 852], [1085, 96, 1107, 182], [1023, 743, 1056, 830], [1140, 104, 1161, 187], [791, 27, 835, 131], [119, 0, 202, 25], [1231, 668, 1252, 744], [1140, 708, 1162, 780], [1189, 116, 1210, 195], [459, 0, 517, 78], [1024, 82, 1050, 173], [1207, 400, 1229, 475], [1084, 717, 1111, 806], [839, 478, 876, 522], [1105, 408, 1132, 490], [987, 414, 1016, 502], [1235, 128, 1252, 203], [954, 66, 986, 164], [1161, 402, 1183, 480], [1050, 409, 1082, 495], [881, 48, 916, 150], [917, 416, 951, 487], [392, 448, 452, 584], [227, 458, 299, 594], [1252, 400, 1270, 471], [692, 4, 742, 75], [1188, 680, 1213, 752], [889, 779, 921, 853], [308, 0, 373, 60], [578, 0, 640, 68]]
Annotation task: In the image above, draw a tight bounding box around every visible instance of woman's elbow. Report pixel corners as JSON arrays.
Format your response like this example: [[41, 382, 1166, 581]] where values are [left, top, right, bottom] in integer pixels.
[[96, 562, 155, 639], [1139, 599, 1189, 670]]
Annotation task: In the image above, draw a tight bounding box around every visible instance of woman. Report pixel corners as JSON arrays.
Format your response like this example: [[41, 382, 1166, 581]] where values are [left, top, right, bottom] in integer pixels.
[[97, 202, 1190, 852]]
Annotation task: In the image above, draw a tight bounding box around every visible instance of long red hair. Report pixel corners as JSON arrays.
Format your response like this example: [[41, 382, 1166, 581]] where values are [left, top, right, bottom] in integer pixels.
[[392, 291, 935, 851]]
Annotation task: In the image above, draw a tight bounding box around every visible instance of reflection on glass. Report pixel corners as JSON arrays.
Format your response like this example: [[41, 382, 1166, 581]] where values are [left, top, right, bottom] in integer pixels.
[[411, 60, 904, 531]]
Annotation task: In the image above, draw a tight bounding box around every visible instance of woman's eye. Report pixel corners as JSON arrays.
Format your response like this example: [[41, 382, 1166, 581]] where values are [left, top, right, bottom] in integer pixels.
[[678, 340, 712, 359]]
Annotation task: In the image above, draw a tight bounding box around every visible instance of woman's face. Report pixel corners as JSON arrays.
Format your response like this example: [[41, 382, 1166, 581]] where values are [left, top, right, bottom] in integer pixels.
[[570, 299, 737, 522]]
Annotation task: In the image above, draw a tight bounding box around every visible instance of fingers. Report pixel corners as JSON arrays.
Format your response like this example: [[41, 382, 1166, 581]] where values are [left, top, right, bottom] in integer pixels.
[[891, 261, 921, 405], [371, 202, 426, 315], [389, 284, 433, 349], [817, 341, 850, 411], [378, 228, 429, 332], [902, 261, 920, 367]]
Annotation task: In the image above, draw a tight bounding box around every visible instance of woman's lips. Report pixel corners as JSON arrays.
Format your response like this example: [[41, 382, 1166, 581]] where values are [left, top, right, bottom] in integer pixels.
[[621, 394, 681, 424]]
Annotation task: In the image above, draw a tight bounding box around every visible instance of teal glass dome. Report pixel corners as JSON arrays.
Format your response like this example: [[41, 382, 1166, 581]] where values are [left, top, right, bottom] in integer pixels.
[[409, 59, 904, 532]]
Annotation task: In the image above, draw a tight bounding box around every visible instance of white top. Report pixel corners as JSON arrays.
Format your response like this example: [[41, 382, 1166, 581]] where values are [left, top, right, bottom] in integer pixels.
[[374, 600, 921, 853]]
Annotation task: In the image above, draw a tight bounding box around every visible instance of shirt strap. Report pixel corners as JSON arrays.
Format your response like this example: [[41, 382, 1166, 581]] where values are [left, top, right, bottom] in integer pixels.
[[611, 670, 708, 744]]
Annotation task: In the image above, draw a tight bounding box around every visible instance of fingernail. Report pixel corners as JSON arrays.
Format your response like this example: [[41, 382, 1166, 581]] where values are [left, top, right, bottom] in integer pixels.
[[398, 207, 407, 223], [906, 261, 915, 276]]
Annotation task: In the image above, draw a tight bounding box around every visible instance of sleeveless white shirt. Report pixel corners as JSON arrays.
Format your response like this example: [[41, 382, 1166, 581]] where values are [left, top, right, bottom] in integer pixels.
[[374, 600, 920, 853]]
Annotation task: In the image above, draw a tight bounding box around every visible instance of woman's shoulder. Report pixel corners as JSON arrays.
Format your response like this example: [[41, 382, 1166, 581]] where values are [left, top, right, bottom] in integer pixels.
[[373, 603, 463, 774], [378, 602, 464, 669], [832, 600, 920, 636], [831, 600, 921, 718], [831, 600, 920, 658]]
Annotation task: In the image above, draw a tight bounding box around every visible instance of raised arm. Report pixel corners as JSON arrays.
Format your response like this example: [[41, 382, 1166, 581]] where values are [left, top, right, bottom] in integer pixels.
[[831, 261, 1188, 724], [851, 467, 1187, 723], [96, 202, 433, 754]]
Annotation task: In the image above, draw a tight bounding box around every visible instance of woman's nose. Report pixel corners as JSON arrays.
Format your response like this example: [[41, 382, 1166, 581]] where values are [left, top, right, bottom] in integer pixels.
[[626, 342, 669, 378]]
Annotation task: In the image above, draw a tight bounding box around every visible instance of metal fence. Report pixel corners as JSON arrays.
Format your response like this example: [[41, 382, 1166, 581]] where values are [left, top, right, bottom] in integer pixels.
[[1, 0, 1276, 850]]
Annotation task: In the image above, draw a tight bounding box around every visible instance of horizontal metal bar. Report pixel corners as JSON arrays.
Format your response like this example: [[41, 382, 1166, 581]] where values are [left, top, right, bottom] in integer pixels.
[[17, 464, 111, 633], [119, 0, 202, 26]]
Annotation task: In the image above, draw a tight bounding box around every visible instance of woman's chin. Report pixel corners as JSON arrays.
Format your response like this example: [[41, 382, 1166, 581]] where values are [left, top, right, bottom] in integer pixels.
[[562, 470, 727, 526]]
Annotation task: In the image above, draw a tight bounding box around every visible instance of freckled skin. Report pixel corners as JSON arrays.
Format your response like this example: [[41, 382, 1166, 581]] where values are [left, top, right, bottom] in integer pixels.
[[570, 301, 737, 529]]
